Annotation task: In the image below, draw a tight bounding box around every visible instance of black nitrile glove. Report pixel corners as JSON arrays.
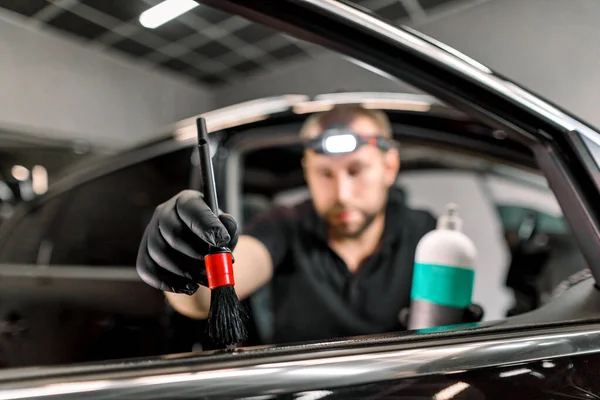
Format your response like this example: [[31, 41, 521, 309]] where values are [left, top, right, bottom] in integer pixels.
[[136, 190, 239, 295], [399, 303, 484, 330]]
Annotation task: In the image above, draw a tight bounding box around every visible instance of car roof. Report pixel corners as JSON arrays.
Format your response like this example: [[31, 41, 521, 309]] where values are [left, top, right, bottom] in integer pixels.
[[46, 92, 473, 192], [141, 92, 466, 145]]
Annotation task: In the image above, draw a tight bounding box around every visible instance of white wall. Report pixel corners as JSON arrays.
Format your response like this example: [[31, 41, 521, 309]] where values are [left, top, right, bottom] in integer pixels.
[[216, 0, 600, 134], [214, 52, 422, 108], [411, 0, 600, 131], [0, 11, 213, 149], [8, 0, 595, 148]]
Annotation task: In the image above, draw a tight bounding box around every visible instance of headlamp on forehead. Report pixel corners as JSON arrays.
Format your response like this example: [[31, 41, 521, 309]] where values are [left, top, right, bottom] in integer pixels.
[[304, 125, 393, 156]]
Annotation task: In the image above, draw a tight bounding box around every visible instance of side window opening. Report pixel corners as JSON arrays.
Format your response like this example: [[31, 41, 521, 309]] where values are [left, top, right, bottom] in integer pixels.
[[0, 197, 63, 264], [0, 147, 193, 268], [237, 137, 587, 322], [49, 147, 193, 267]]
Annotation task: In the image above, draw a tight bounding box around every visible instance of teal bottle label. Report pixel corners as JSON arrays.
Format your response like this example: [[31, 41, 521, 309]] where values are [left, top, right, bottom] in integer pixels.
[[410, 262, 475, 309]]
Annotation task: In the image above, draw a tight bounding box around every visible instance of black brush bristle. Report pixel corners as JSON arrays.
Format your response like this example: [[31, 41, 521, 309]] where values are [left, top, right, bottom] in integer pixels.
[[208, 286, 248, 346]]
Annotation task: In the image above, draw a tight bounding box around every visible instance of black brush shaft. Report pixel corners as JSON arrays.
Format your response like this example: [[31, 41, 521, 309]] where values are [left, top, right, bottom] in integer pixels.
[[196, 117, 247, 347], [196, 117, 219, 214]]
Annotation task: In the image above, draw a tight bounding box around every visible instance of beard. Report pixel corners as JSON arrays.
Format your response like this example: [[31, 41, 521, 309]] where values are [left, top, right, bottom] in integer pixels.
[[322, 204, 380, 239]]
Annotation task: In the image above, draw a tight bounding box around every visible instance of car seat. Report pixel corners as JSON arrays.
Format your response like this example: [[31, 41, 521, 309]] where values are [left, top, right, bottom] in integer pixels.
[[247, 169, 571, 343], [247, 188, 310, 344], [249, 185, 409, 344], [242, 194, 272, 227], [272, 187, 311, 207]]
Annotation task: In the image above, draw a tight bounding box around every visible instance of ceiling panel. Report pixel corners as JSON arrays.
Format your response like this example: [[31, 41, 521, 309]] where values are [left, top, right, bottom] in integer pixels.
[[194, 40, 232, 58], [111, 37, 154, 57], [81, 0, 147, 22], [45, 8, 110, 40], [376, 2, 409, 20], [0, 0, 465, 88], [0, 0, 49, 17], [419, 0, 458, 11]]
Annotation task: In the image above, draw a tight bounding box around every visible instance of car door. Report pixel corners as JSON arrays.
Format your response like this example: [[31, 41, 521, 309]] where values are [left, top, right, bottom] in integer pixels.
[[0, 285, 598, 399]]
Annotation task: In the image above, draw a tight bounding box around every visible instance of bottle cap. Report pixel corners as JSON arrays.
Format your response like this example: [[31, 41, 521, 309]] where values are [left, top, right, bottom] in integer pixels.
[[437, 203, 463, 231]]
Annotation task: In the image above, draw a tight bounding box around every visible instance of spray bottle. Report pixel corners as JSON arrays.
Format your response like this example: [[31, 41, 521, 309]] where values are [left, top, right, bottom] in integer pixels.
[[407, 204, 477, 330]]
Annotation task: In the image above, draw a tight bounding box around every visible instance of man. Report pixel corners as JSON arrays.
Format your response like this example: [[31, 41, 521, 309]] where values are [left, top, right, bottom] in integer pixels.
[[137, 105, 481, 344]]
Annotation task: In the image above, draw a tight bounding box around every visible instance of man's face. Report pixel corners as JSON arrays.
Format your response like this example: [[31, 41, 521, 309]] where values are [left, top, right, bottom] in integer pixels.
[[303, 115, 400, 239]]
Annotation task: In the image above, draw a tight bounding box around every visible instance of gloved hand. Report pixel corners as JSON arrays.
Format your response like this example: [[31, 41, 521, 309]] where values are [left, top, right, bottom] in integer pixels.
[[136, 190, 239, 295], [399, 303, 484, 330]]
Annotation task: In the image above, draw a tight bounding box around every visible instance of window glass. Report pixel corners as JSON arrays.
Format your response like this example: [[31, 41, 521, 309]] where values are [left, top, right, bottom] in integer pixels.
[[239, 138, 587, 321], [0, 197, 63, 263], [44, 147, 192, 267]]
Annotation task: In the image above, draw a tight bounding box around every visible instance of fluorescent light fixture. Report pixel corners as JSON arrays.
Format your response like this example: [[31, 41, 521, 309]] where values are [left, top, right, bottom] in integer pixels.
[[434, 382, 470, 400], [11, 165, 29, 181], [139, 0, 198, 29], [499, 368, 531, 378], [542, 361, 555, 368], [32, 165, 48, 195], [295, 391, 333, 400]]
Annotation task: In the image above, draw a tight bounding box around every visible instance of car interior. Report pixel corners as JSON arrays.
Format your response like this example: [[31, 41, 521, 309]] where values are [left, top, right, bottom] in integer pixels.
[[0, 106, 590, 367], [229, 127, 587, 344]]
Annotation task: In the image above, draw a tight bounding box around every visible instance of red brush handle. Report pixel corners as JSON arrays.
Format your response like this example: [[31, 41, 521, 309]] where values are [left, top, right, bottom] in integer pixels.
[[205, 250, 234, 289]]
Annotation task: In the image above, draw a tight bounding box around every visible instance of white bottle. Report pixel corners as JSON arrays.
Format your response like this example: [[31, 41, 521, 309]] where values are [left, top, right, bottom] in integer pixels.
[[407, 203, 477, 330]]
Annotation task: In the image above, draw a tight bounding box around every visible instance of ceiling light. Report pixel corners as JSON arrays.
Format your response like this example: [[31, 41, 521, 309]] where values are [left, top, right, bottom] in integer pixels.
[[11, 165, 29, 182], [434, 382, 470, 400], [32, 166, 48, 195], [139, 0, 199, 29], [499, 368, 531, 378]]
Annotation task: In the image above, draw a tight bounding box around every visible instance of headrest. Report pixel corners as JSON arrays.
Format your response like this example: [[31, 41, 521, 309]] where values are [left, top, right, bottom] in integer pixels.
[[273, 187, 311, 207]]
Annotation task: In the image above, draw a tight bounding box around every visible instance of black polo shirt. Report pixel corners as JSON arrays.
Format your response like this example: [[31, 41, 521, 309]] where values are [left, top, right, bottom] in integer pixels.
[[243, 188, 437, 344]]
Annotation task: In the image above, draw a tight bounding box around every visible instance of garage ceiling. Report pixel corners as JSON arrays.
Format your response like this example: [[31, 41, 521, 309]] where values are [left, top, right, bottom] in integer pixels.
[[0, 0, 457, 87]]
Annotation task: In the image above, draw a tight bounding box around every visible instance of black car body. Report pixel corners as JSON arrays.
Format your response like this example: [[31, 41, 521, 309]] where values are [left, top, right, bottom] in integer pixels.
[[0, 0, 600, 398]]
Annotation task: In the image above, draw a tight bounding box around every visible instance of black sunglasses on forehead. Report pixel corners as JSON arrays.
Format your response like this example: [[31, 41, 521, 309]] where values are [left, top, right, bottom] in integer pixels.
[[303, 125, 394, 156]]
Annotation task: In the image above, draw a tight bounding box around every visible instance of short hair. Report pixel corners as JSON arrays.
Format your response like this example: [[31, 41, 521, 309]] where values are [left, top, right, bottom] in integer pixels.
[[299, 105, 392, 139]]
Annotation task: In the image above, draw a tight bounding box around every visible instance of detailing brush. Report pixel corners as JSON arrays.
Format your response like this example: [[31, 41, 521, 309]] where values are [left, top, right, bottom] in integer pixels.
[[196, 117, 248, 347]]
